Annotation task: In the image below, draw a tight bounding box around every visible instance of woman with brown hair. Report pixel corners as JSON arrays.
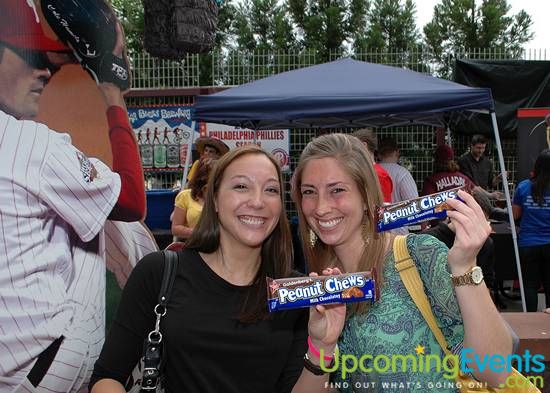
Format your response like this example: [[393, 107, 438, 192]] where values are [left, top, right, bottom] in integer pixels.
[[90, 145, 345, 393], [291, 133, 513, 391], [171, 159, 214, 241], [421, 144, 475, 196]]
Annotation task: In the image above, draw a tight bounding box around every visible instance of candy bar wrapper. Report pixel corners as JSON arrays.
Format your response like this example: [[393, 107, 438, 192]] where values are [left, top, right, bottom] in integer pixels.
[[376, 186, 465, 232], [267, 272, 375, 312]]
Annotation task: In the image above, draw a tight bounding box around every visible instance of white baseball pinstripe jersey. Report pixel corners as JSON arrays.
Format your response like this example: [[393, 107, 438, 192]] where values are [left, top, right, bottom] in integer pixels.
[[0, 109, 128, 392], [104, 220, 158, 288]]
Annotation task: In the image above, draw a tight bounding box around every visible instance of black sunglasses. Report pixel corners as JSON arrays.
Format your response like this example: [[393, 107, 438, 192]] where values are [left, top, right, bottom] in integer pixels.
[[2, 42, 59, 72]]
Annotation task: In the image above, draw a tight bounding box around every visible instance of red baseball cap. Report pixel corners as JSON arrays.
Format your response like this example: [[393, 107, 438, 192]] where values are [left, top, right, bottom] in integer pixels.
[[0, 0, 68, 51], [434, 145, 454, 162]]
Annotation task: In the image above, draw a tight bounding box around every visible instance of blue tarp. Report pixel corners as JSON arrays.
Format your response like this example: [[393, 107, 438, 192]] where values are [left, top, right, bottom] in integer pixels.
[[194, 58, 495, 130]]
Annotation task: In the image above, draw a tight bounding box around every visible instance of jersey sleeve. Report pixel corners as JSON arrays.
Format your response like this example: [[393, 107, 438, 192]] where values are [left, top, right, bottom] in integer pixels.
[[408, 234, 464, 350], [39, 134, 121, 242], [104, 220, 159, 288], [107, 106, 146, 221]]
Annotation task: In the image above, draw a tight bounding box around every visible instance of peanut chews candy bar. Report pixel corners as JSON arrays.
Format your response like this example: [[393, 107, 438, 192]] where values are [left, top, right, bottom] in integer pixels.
[[267, 272, 375, 312], [376, 186, 465, 232]]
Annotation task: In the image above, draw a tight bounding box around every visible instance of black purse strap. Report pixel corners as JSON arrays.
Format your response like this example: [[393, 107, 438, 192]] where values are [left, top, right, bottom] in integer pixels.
[[158, 250, 179, 307], [140, 250, 179, 392]]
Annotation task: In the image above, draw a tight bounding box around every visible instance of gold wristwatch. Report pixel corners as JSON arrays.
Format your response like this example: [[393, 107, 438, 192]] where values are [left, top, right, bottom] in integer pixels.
[[451, 266, 484, 286]]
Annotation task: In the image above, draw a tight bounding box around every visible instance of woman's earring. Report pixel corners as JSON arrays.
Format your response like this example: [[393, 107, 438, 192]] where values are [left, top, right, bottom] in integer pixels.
[[309, 228, 317, 247]]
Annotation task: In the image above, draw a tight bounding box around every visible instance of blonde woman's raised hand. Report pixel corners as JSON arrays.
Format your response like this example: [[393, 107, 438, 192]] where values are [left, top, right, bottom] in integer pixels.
[[445, 190, 491, 275]]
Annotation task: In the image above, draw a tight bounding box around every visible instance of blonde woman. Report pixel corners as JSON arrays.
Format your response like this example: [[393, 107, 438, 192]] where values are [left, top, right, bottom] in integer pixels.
[[292, 133, 513, 391]]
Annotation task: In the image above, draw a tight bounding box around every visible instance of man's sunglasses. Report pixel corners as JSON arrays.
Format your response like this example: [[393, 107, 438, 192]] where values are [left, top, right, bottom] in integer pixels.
[[2, 42, 60, 72]]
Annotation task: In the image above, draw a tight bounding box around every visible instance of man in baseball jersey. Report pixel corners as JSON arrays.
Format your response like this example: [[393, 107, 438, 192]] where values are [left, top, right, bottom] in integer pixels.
[[0, 2, 152, 392]]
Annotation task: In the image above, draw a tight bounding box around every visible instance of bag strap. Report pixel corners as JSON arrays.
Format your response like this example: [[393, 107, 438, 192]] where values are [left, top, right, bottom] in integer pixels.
[[393, 235, 453, 356], [139, 250, 180, 392], [158, 250, 179, 307], [145, 249, 180, 345]]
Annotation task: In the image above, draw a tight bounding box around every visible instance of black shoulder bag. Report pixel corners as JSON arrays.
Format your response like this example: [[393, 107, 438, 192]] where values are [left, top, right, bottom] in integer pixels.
[[126, 250, 179, 393]]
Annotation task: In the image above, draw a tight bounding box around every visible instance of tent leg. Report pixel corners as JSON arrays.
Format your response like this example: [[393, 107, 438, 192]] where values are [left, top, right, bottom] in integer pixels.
[[490, 111, 526, 312], [182, 120, 197, 188]]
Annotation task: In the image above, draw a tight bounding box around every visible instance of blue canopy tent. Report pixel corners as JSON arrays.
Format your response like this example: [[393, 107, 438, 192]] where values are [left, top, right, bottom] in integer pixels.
[[194, 58, 526, 311], [195, 58, 494, 129]]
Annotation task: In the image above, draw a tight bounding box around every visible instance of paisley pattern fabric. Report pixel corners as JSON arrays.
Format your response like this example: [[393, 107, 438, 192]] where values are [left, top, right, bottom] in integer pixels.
[[335, 234, 464, 392]]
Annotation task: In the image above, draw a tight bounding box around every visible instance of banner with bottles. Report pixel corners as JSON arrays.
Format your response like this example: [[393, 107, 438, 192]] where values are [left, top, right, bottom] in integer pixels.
[[201, 123, 291, 172], [128, 105, 199, 173]]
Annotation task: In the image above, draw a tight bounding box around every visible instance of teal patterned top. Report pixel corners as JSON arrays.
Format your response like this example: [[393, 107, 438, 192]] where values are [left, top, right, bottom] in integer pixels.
[[335, 234, 464, 392]]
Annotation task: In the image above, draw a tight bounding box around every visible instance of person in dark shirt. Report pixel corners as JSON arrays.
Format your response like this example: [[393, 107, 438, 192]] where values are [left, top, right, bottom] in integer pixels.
[[90, 145, 345, 393], [457, 134, 503, 199], [424, 188, 498, 306]]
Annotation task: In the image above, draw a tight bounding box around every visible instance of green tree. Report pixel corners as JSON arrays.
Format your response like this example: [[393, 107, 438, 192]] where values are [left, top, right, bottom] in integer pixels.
[[288, 0, 367, 60], [357, 0, 419, 52], [231, 0, 297, 51], [423, 0, 533, 77], [223, 0, 299, 85], [352, 0, 426, 72], [110, 0, 145, 55]]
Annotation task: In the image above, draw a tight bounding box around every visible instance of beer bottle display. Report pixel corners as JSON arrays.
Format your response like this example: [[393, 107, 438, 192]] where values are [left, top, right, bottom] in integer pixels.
[[166, 128, 180, 168], [140, 129, 154, 168], [153, 128, 167, 168]]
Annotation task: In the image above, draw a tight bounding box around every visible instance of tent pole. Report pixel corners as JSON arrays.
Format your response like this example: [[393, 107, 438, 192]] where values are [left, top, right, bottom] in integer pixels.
[[490, 111, 526, 312], [182, 121, 196, 188]]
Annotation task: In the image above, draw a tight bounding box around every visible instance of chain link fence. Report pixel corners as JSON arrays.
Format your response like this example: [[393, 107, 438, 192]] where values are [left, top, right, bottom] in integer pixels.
[[128, 47, 548, 215]]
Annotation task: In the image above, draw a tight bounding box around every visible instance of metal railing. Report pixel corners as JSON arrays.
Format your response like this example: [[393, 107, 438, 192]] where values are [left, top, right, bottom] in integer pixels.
[[129, 47, 550, 88], [131, 52, 201, 89], [128, 47, 543, 207]]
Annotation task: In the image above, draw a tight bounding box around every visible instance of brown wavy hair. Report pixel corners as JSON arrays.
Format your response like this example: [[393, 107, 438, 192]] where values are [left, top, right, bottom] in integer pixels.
[[187, 159, 215, 200], [291, 133, 390, 316], [434, 159, 460, 173], [185, 145, 293, 322]]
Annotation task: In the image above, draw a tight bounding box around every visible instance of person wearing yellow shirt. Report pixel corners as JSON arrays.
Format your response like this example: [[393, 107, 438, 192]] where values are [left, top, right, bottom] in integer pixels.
[[173, 160, 215, 240]]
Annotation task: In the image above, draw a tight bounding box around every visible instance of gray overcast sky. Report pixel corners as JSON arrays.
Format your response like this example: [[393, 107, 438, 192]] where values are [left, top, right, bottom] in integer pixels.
[[414, 0, 550, 50]]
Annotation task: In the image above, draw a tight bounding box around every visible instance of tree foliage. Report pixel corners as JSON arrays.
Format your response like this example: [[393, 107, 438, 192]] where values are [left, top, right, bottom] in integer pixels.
[[286, 0, 366, 60], [110, 0, 144, 55], [423, 0, 533, 77], [108, 0, 534, 86], [356, 0, 420, 52], [230, 0, 297, 51]]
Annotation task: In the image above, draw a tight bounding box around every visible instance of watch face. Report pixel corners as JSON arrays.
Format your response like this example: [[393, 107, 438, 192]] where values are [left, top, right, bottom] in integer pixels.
[[471, 267, 484, 284]]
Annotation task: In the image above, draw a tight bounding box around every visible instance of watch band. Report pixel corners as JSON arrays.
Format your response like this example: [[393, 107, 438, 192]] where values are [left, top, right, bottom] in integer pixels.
[[304, 352, 334, 375], [451, 266, 483, 286]]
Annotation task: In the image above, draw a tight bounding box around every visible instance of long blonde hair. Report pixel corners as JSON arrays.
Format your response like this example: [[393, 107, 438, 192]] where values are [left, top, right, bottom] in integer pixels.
[[291, 133, 389, 315]]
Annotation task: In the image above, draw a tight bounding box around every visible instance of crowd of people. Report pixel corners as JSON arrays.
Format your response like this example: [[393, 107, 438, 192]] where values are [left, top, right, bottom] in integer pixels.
[[1, 2, 549, 393]]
